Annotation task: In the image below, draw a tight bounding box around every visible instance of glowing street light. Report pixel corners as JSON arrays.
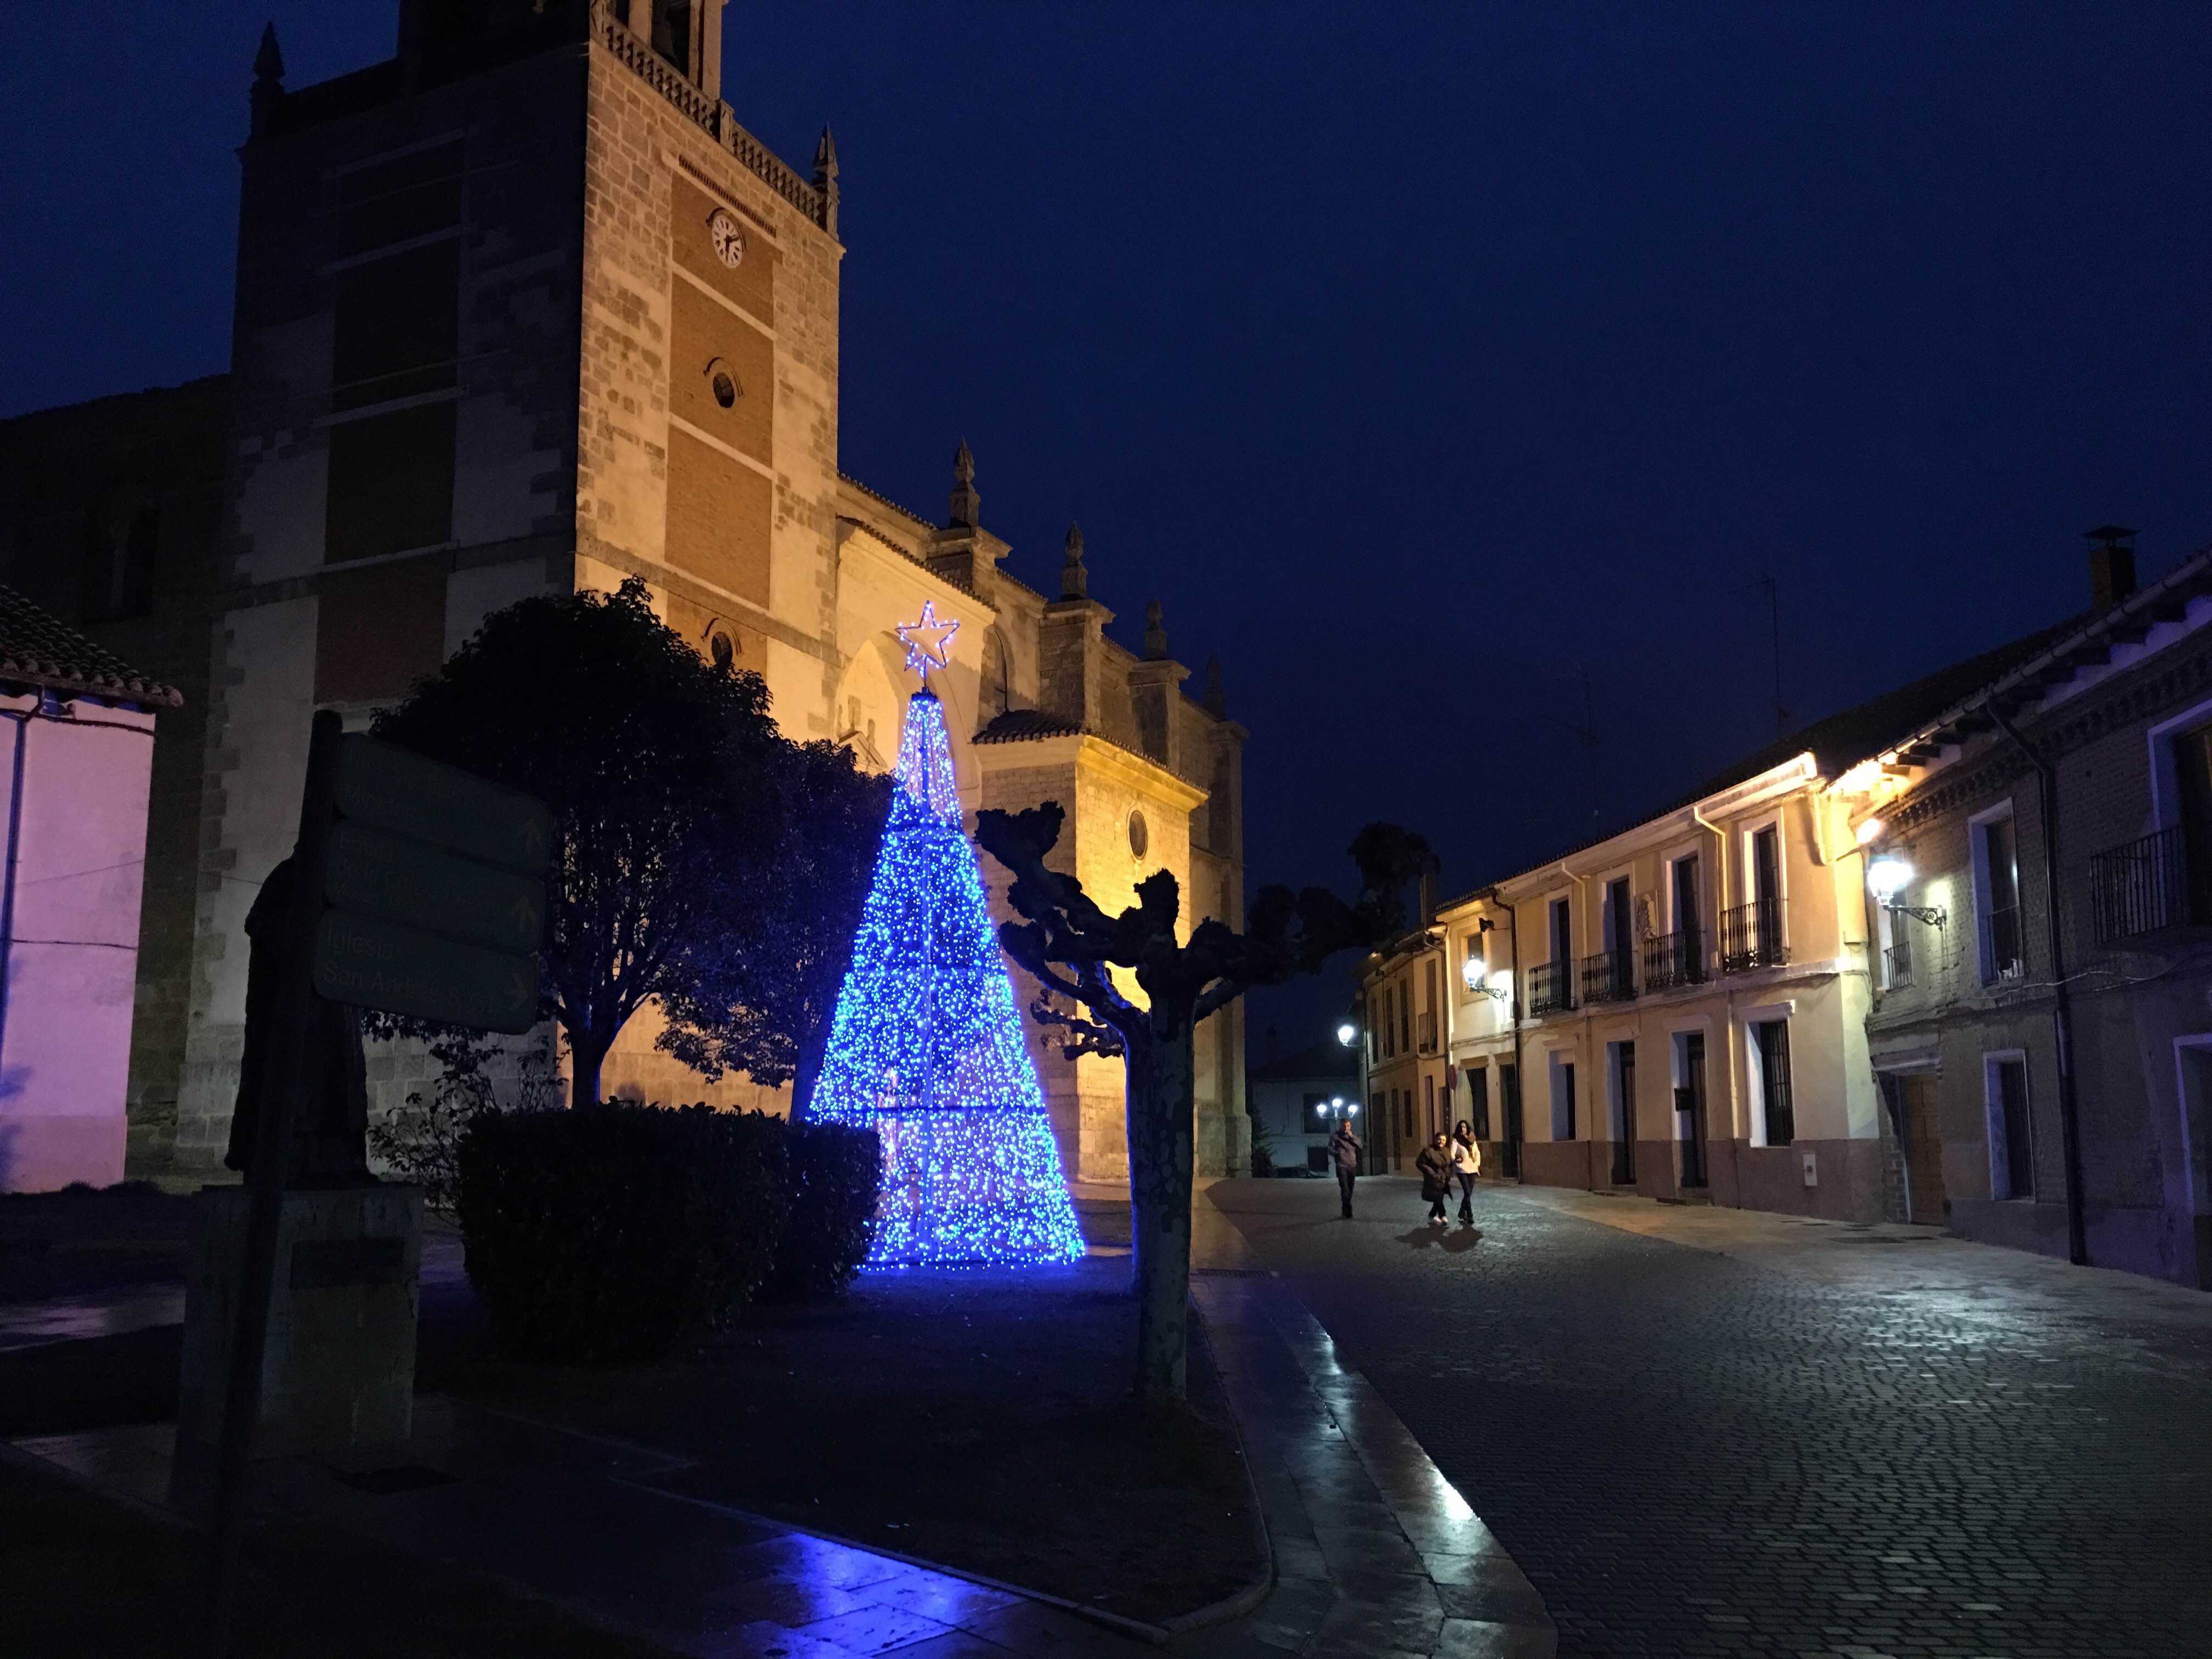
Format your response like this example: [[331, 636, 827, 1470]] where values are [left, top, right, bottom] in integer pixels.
[[1336, 1020, 1358, 1047], [1868, 851, 1946, 928]]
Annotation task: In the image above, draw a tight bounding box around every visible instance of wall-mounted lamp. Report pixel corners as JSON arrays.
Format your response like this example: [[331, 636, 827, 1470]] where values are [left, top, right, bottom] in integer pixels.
[[1335, 1020, 1358, 1048], [1460, 956, 1511, 1001], [1868, 853, 1946, 928]]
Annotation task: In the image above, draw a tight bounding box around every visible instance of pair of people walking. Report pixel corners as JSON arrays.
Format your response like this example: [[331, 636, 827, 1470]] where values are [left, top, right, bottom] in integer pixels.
[[1417, 1120, 1482, 1224], [1328, 1118, 1480, 1225]]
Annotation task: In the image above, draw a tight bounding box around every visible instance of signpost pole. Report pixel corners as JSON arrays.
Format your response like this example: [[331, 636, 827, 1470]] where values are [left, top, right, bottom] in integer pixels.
[[201, 709, 343, 1659]]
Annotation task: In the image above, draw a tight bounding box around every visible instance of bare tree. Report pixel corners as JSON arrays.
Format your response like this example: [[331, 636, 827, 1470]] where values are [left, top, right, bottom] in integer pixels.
[[974, 805, 1429, 1403]]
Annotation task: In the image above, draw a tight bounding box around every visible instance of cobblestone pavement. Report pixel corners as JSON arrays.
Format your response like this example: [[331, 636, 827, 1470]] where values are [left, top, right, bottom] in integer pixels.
[[1208, 1177, 2212, 1659]]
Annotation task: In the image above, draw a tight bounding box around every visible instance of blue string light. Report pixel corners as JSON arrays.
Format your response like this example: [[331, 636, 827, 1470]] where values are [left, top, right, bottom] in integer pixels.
[[810, 689, 1086, 1267]]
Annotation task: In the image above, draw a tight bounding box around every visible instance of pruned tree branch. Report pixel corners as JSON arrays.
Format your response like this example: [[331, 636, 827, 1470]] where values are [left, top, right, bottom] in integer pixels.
[[1028, 994, 1126, 1060]]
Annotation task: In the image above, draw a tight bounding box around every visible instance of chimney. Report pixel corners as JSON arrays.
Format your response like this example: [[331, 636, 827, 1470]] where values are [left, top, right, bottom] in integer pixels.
[[2086, 524, 2137, 612], [1417, 856, 1440, 929]]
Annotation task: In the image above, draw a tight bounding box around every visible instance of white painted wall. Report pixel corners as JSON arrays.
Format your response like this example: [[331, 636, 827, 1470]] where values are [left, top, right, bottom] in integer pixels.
[[0, 692, 159, 1190]]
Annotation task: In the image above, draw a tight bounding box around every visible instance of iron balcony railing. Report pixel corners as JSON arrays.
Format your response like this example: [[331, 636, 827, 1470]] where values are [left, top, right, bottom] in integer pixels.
[[1882, 938, 1913, 989], [1720, 900, 1787, 973], [1581, 951, 1635, 1005], [2090, 824, 2190, 944], [1641, 929, 1708, 992], [1526, 960, 1576, 1016], [1983, 904, 2025, 981]]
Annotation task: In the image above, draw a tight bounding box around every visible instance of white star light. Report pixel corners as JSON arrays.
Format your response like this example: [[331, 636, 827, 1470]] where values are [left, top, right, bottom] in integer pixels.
[[897, 600, 960, 683]]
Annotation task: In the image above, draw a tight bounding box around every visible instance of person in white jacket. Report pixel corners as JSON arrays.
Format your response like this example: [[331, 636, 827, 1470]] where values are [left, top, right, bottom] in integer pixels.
[[1449, 1120, 1482, 1224]]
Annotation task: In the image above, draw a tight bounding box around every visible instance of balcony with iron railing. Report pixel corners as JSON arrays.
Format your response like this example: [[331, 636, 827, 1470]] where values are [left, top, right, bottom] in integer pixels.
[[2090, 824, 2190, 944], [1580, 951, 1635, 1005], [1526, 960, 1576, 1017], [1641, 930, 1708, 992], [1720, 900, 1788, 974], [1882, 932, 1914, 988]]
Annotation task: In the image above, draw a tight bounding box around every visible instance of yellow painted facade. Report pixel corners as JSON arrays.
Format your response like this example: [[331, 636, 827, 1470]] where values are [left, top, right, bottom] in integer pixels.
[[1363, 755, 1892, 1220]]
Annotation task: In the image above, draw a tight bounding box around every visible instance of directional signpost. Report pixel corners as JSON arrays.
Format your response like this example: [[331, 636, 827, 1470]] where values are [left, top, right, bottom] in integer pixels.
[[204, 710, 555, 1657], [314, 734, 555, 1032]]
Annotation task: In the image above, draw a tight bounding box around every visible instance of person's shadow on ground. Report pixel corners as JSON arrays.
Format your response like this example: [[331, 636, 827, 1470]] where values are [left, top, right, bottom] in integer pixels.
[[1396, 1223, 1484, 1252]]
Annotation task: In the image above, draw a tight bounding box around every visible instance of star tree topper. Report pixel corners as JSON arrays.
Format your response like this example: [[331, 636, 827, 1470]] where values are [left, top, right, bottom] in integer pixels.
[[898, 600, 960, 684]]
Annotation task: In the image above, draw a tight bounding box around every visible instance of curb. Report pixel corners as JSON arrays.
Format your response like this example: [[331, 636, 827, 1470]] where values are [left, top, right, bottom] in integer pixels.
[[619, 1479, 1183, 1646], [1159, 1300, 1277, 1641], [0, 1435, 194, 1533]]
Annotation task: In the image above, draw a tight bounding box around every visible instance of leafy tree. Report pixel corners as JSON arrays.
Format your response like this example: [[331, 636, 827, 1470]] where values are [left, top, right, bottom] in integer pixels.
[[973, 808, 1429, 1403], [657, 738, 891, 1115], [372, 578, 781, 1105]]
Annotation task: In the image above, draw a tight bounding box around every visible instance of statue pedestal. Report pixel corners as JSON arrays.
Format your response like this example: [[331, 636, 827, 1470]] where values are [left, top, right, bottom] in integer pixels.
[[171, 1184, 421, 1515]]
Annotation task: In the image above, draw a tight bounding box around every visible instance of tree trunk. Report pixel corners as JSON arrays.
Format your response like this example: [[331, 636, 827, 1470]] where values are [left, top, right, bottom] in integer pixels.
[[1125, 1020, 1197, 1404], [789, 1019, 828, 1122], [569, 1031, 608, 1107]]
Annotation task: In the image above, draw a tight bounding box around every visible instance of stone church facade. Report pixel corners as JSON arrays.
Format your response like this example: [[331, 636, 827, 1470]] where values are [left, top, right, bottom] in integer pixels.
[[0, 0, 1247, 1188]]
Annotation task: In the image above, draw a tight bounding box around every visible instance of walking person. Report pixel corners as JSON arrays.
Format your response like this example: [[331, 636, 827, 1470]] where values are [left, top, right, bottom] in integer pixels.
[[1328, 1118, 1363, 1218], [1450, 1119, 1482, 1224], [1416, 1131, 1454, 1225]]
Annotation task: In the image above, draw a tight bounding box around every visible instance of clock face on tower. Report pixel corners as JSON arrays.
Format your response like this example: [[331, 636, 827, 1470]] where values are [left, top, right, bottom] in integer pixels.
[[707, 207, 746, 268]]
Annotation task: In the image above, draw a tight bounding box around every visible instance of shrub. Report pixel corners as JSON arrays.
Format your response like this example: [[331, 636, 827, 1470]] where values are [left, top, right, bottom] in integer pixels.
[[456, 1104, 789, 1361], [762, 1120, 881, 1300]]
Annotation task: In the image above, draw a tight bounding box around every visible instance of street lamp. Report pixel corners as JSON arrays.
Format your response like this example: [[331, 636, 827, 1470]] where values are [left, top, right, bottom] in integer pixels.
[[1868, 851, 1946, 929], [1314, 1095, 1360, 1126], [1336, 1020, 1358, 1047], [1462, 956, 1510, 1001]]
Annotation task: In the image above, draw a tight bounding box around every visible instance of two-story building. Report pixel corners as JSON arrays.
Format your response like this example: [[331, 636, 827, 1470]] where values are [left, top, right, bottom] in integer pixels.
[[1854, 529, 2212, 1285]]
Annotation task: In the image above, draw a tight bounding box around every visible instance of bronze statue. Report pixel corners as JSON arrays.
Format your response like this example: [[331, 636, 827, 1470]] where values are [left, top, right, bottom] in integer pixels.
[[224, 856, 373, 1187]]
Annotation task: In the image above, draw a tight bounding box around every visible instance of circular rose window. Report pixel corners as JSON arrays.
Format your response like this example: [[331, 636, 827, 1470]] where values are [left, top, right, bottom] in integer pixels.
[[1128, 809, 1149, 859]]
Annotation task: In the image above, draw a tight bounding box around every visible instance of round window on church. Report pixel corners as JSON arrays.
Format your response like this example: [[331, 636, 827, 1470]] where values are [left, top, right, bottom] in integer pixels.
[[1128, 809, 1149, 860], [707, 358, 740, 409]]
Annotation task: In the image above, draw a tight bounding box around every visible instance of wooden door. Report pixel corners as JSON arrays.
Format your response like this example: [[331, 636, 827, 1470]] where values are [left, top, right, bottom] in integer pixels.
[[1894, 1073, 1947, 1223]]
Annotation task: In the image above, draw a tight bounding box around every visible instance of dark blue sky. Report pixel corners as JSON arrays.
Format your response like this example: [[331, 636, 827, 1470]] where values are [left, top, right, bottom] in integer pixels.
[[9, 3, 2212, 1052]]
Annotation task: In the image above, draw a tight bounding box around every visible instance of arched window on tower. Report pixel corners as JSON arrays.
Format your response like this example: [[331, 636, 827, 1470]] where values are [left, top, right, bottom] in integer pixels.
[[651, 0, 693, 75]]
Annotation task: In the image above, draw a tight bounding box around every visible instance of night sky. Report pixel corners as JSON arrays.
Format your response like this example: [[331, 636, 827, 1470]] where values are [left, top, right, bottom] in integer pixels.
[[9, 4, 2212, 1052]]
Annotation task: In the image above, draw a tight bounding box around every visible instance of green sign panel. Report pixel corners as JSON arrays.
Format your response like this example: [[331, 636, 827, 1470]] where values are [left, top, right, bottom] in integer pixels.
[[323, 820, 545, 957], [308, 734, 553, 1033], [335, 736, 556, 876], [312, 911, 540, 1035]]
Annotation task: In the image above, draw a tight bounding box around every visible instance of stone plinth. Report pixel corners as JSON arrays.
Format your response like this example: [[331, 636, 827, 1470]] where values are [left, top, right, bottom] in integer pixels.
[[171, 1183, 421, 1511]]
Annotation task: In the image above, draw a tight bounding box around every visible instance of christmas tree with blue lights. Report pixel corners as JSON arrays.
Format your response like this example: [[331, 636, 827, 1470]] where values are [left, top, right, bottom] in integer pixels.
[[808, 603, 1086, 1267]]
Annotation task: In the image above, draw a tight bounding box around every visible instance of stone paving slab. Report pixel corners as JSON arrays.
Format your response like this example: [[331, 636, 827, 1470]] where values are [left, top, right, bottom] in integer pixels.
[[9, 1185, 1555, 1659], [16, 1400, 1159, 1659], [1184, 1183, 1555, 1659]]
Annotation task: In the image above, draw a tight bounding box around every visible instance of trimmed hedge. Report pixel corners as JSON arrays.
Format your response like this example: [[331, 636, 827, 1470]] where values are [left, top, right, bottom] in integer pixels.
[[456, 1105, 789, 1361], [762, 1120, 881, 1301], [455, 1105, 884, 1361]]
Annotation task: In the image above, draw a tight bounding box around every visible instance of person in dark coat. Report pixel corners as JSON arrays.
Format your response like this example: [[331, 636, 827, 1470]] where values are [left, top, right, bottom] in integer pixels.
[[1415, 1132, 1454, 1224], [1328, 1120, 1362, 1218], [225, 856, 374, 1188]]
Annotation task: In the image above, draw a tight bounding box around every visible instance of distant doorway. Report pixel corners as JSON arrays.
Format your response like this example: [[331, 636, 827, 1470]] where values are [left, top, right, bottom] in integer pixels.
[[1501, 1062, 1522, 1179], [1610, 1041, 1637, 1186], [1675, 1030, 1708, 1188], [1886, 1072, 1946, 1223]]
